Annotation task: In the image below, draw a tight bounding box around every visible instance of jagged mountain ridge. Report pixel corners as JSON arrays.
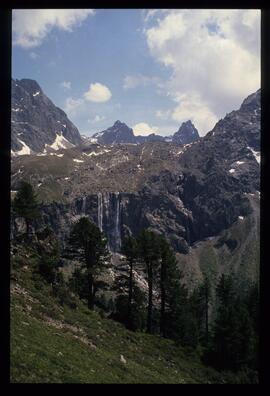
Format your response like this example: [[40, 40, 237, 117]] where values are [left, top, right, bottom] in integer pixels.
[[11, 78, 200, 153], [89, 120, 199, 145], [11, 89, 260, 259], [11, 78, 82, 155]]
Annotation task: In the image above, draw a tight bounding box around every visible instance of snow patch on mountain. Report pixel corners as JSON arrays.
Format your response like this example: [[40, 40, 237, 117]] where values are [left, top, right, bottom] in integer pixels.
[[247, 146, 260, 164], [16, 139, 32, 156], [43, 132, 74, 152]]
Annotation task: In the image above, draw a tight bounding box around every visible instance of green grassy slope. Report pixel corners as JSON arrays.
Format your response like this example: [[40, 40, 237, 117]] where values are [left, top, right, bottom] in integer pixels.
[[11, 246, 238, 384], [176, 193, 260, 292]]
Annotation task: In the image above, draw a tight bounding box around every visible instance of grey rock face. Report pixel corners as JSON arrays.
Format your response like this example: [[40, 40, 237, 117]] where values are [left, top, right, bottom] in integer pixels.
[[176, 89, 261, 241], [11, 90, 260, 256], [11, 78, 82, 154], [172, 120, 200, 145]]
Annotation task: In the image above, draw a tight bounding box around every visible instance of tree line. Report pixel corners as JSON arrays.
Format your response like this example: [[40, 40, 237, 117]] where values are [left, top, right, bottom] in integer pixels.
[[11, 181, 259, 378]]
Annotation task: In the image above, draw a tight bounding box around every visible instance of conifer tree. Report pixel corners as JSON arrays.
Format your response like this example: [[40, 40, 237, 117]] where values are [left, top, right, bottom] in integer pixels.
[[159, 236, 180, 337], [137, 230, 160, 334], [66, 217, 109, 310], [121, 235, 138, 326], [12, 180, 39, 239], [208, 274, 257, 371]]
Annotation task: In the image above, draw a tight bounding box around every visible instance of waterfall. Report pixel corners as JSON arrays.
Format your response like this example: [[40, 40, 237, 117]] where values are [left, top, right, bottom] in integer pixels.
[[115, 192, 121, 250], [104, 192, 110, 220], [96, 191, 121, 252], [97, 192, 103, 232], [82, 196, 86, 216]]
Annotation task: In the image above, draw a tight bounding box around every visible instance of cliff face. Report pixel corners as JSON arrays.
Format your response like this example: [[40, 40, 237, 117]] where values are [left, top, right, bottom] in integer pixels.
[[11, 90, 260, 255]]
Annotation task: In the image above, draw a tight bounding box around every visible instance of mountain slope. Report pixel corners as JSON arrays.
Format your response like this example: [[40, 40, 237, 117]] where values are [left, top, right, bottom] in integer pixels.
[[11, 89, 260, 284], [11, 79, 82, 155], [10, 246, 243, 384]]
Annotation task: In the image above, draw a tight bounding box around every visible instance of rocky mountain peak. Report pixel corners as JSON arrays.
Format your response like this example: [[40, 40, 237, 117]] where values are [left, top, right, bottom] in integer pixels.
[[92, 120, 136, 145], [114, 120, 125, 127], [172, 120, 200, 145], [240, 89, 261, 112], [11, 78, 82, 156], [16, 78, 43, 95]]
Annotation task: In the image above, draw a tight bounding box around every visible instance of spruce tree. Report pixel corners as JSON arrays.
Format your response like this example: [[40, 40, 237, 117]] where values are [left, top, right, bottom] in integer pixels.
[[12, 181, 39, 239], [137, 230, 160, 334], [208, 274, 257, 371], [66, 217, 109, 310], [159, 236, 180, 337], [121, 235, 138, 327]]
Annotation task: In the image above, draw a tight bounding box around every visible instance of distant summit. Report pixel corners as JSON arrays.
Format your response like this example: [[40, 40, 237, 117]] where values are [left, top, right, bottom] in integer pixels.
[[92, 121, 136, 145], [172, 120, 200, 145], [90, 120, 200, 145]]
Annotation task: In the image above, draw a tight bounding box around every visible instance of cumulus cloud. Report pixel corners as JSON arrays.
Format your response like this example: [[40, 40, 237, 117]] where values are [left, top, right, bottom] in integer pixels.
[[64, 82, 112, 118], [12, 9, 94, 48], [171, 93, 218, 135], [84, 83, 112, 103], [144, 9, 260, 135], [60, 81, 71, 90], [132, 122, 159, 136]]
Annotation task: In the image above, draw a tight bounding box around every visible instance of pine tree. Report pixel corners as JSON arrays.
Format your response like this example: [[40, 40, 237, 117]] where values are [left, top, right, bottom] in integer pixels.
[[12, 181, 39, 239], [137, 230, 160, 334], [159, 236, 179, 337], [66, 217, 109, 310], [207, 274, 257, 371], [121, 235, 139, 328], [36, 226, 61, 283], [201, 276, 210, 345], [163, 268, 192, 345]]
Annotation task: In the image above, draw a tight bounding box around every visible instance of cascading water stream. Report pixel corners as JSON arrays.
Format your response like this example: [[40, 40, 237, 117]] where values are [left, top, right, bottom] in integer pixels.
[[97, 192, 103, 232], [115, 192, 121, 251], [82, 196, 86, 216]]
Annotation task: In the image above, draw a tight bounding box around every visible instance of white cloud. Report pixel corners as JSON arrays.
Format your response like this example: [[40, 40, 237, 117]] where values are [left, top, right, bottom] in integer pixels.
[[60, 81, 71, 90], [132, 122, 159, 136], [144, 9, 261, 135], [171, 92, 218, 135], [12, 9, 94, 48], [64, 97, 84, 116], [84, 83, 112, 103]]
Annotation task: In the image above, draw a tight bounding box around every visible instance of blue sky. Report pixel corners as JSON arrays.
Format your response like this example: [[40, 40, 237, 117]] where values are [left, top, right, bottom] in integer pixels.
[[12, 9, 260, 137]]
